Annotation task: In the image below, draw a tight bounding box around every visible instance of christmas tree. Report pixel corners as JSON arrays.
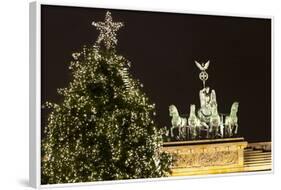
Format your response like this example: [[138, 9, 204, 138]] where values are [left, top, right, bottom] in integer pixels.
[[42, 11, 172, 184]]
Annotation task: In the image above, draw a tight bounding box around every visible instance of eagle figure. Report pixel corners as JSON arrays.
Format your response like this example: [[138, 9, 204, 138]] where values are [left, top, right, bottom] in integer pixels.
[[195, 60, 210, 71]]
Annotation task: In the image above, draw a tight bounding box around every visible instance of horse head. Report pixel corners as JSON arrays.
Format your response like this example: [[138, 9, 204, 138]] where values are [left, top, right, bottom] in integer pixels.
[[230, 102, 239, 115], [169, 105, 179, 117], [189, 104, 196, 115]]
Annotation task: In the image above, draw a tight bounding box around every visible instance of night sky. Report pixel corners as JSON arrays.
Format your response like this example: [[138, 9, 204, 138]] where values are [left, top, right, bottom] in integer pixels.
[[41, 5, 271, 142]]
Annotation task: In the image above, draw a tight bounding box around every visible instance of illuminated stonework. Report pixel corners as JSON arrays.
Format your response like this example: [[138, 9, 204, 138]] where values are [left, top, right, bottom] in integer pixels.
[[162, 138, 248, 176]]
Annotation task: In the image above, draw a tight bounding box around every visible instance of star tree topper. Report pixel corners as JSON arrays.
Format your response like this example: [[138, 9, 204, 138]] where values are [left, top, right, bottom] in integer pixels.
[[92, 11, 124, 49]]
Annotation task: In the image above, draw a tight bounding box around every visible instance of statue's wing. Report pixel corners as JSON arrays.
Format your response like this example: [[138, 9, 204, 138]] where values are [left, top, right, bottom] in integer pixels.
[[195, 61, 204, 70], [204, 60, 210, 70]]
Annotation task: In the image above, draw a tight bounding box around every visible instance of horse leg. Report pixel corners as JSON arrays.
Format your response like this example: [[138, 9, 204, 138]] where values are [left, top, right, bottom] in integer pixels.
[[216, 126, 220, 138], [193, 126, 196, 139], [212, 126, 216, 138], [234, 124, 238, 135], [220, 124, 224, 138], [209, 125, 213, 139], [171, 127, 174, 138], [192, 127, 196, 140], [179, 126, 185, 140], [179, 127, 185, 140], [184, 127, 188, 140], [227, 125, 230, 137], [208, 125, 211, 139], [230, 125, 234, 137], [176, 127, 180, 140], [190, 128, 193, 140], [206, 126, 209, 139], [178, 127, 181, 139], [228, 126, 232, 137], [225, 125, 229, 137], [213, 126, 217, 138], [196, 126, 200, 139]]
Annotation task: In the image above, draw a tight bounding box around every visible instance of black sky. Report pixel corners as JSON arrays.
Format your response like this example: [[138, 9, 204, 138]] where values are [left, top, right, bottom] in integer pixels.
[[41, 5, 271, 142]]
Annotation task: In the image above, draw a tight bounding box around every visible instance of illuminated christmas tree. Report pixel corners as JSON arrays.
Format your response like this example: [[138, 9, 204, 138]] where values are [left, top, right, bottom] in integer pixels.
[[41, 11, 172, 184]]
